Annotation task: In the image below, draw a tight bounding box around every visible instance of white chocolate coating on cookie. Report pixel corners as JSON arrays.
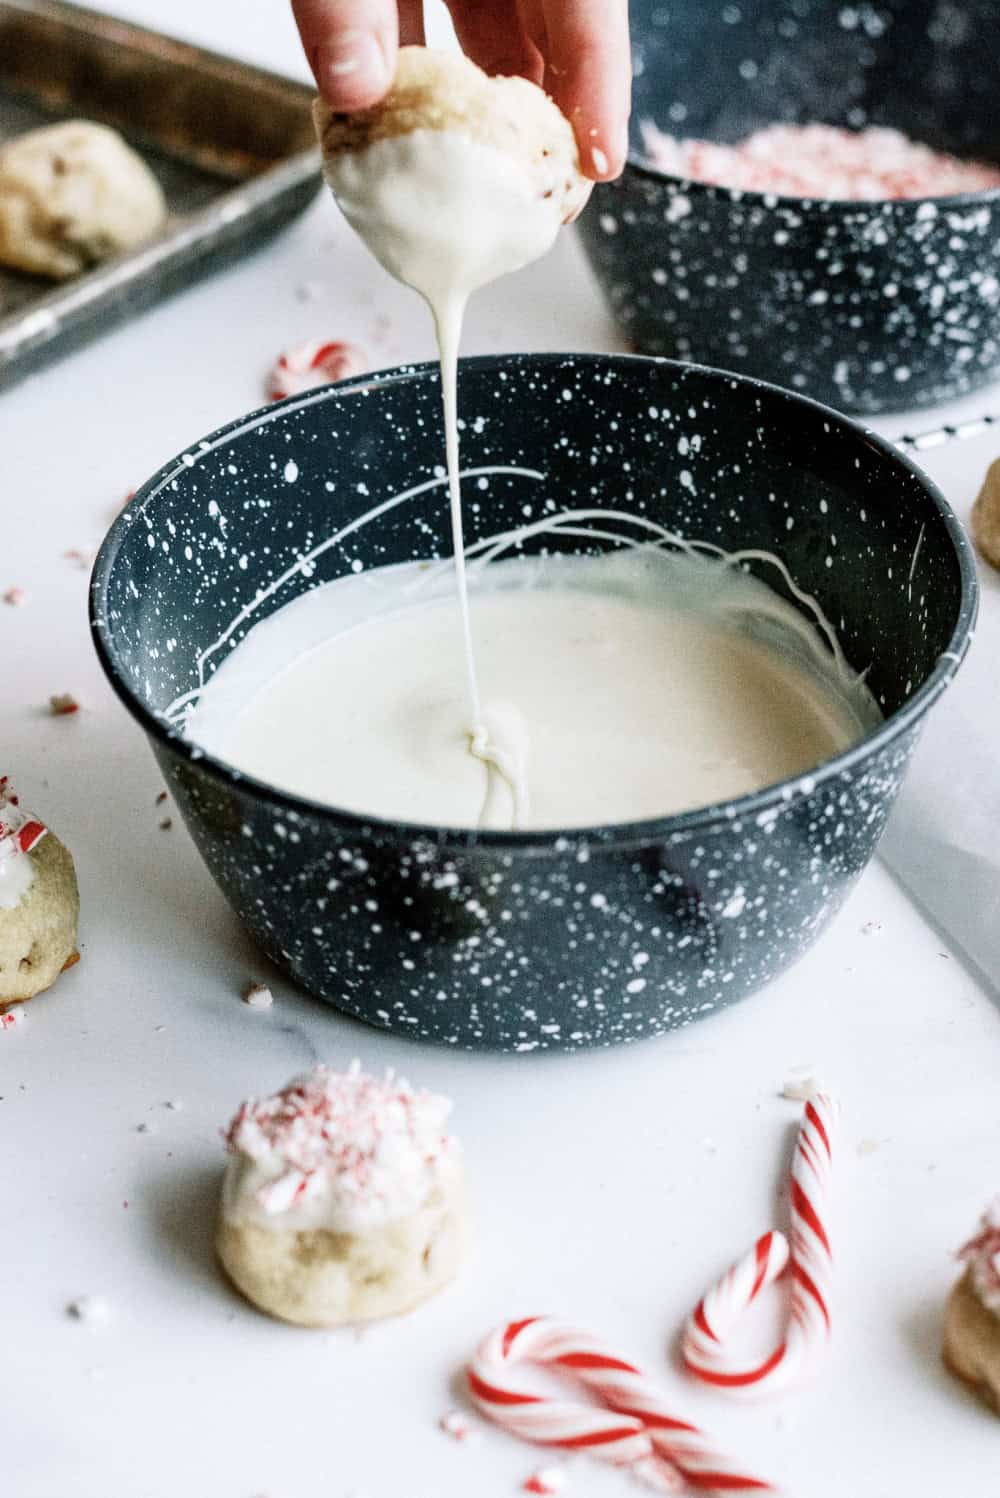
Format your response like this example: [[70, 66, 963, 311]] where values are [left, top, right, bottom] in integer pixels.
[[221, 1064, 461, 1234]]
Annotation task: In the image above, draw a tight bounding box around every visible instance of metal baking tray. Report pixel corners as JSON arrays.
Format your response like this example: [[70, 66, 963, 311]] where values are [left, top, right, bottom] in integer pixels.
[[0, 0, 322, 390]]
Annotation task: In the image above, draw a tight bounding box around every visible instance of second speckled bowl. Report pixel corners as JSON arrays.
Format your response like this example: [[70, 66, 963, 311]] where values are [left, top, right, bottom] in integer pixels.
[[578, 0, 1000, 413], [90, 355, 975, 1051]]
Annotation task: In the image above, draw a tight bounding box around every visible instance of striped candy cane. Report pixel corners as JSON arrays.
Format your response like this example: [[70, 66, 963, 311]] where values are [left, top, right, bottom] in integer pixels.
[[682, 1094, 837, 1396], [469, 1316, 773, 1493]]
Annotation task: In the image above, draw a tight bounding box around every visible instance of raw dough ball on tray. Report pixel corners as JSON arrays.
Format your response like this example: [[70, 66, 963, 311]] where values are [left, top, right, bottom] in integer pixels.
[[0, 120, 167, 279]]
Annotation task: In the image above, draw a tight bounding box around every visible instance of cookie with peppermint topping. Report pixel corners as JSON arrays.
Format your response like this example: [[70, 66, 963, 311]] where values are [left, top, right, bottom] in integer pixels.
[[0, 778, 79, 1004], [216, 1062, 467, 1326], [944, 1199, 1000, 1413]]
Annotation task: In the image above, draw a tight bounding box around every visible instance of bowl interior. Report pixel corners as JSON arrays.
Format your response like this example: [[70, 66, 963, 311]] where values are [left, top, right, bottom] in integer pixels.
[[630, 0, 1000, 164], [93, 354, 973, 825]]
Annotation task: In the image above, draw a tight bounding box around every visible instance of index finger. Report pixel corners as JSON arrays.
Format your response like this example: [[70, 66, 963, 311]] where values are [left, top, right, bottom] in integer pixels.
[[540, 0, 631, 180]]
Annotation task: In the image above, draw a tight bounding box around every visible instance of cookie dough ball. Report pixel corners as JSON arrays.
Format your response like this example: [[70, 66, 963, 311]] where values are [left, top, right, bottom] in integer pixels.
[[217, 1063, 467, 1327], [314, 46, 589, 226], [0, 830, 80, 1004], [0, 120, 167, 279], [971, 457, 1000, 571], [944, 1200, 1000, 1413]]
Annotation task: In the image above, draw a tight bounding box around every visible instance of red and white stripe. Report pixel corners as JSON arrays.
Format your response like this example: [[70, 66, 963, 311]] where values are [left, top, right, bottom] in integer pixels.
[[266, 340, 369, 401], [469, 1316, 772, 1493], [682, 1095, 837, 1396]]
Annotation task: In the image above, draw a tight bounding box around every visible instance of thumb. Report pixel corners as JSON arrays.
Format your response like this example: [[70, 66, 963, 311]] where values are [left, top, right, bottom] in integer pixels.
[[292, 0, 399, 111]]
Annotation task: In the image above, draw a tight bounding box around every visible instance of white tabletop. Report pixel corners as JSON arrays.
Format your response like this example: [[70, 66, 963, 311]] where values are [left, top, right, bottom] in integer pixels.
[[3, 6, 1000, 1496]]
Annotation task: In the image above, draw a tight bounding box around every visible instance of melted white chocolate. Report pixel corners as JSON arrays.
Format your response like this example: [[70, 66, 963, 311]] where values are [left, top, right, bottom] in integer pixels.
[[188, 549, 880, 831], [323, 129, 569, 814]]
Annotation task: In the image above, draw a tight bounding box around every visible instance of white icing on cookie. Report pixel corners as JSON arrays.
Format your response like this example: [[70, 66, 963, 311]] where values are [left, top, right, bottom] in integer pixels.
[[222, 1062, 459, 1233]]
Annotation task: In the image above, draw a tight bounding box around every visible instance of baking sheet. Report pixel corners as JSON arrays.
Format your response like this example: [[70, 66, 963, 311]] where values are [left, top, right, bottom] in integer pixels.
[[0, 0, 322, 388]]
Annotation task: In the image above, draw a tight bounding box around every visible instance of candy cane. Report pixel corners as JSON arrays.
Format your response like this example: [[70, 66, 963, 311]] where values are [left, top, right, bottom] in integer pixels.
[[469, 1316, 772, 1493], [682, 1095, 837, 1396], [266, 339, 369, 401]]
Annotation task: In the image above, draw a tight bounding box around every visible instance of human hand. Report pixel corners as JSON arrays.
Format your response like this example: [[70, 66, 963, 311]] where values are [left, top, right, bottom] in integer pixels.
[[291, 0, 631, 180]]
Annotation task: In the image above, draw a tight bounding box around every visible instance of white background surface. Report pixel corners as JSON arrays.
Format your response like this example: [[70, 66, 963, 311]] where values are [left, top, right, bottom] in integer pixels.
[[3, 5, 1000, 1495]]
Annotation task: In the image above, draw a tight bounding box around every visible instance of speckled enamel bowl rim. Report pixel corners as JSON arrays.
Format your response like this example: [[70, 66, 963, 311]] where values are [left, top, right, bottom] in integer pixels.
[[624, 148, 1000, 212], [90, 352, 978, 855]]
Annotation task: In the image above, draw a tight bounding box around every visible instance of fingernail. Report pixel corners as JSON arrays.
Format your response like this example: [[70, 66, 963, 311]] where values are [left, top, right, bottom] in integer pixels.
[[319, 30, 389, 96]]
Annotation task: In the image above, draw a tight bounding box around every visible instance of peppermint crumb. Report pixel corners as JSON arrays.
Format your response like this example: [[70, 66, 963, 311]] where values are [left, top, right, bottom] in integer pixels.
[[3, 586, 26, 606], [439, 1410, 472, 1441], [156, 791, 169, 804], [861, 920, 883, 935], [49, 693, 80, 716], [159, 817, 173, 831], [242, 982, 274, 1009], [67, 1295, 109, 1322], [523, 1469, 569, 1495], [1, 1009, 25, 1031], [64, 546, 97, 570], [781, 1071, 821, 1102]]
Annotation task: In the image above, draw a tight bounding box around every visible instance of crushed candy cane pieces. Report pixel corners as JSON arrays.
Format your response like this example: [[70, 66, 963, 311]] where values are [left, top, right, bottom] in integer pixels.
[[640, 121, 1000, 200], [439, 1410, 473, 1442], [1, 1008, 25, 1031], [266, 339, 370, 401], [3, 586, 26, 606], [242, 982, 274, 1009], [49, 693, 80, 716], [523, 1469, 569, 1496]]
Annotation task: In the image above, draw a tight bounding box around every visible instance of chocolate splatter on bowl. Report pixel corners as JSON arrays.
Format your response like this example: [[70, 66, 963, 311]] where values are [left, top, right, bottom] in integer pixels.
[[90, 354, 975, 1051], [578, 0, 1000, 413]]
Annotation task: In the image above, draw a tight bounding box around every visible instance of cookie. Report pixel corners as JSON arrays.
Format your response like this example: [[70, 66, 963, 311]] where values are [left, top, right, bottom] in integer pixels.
[[314, 46, 589, 227], [0, 120, 167, 280], [971, 457, 1000, 571], [217, 1063, 467, 1327], [943, 1200, 1000, 1413], [0, 788, 79, 1004]]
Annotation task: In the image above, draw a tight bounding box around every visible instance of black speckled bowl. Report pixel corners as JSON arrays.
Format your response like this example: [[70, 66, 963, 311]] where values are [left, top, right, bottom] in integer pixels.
[[91, 354, 975, 1051], [578, 0, 1000, 413]]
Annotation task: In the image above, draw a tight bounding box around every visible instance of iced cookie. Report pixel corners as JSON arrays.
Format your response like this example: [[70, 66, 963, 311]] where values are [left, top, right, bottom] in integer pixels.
[[0, 120, 167, 279], [0, 780, 79, 1003], [314, 45, 590, 235], [971, 457, 1000, 571], [943, 1199, 1000, 1413], [217, 1062, 467, 1327]]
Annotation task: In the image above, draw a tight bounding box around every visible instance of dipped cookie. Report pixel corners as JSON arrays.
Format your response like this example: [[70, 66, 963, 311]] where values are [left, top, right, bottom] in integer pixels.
[[944, 1198, 1000, 1413], [217, 1062, 467, 1327], [0, 778, 79, 1004]]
